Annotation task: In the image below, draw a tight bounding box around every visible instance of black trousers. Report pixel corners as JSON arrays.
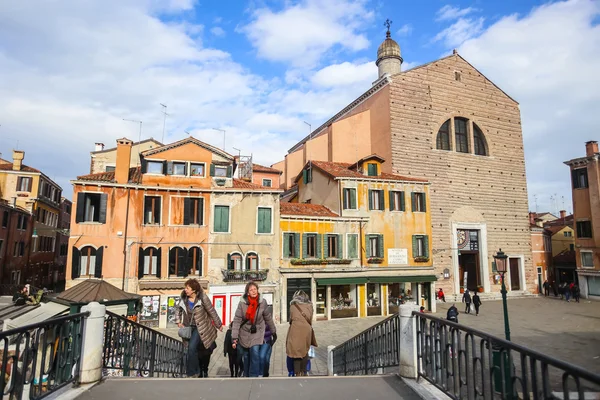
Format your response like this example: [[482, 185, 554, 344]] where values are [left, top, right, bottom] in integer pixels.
[[465, 303, 471, 313], [474, 304, 480, 315], [228, 352, 243, 377]]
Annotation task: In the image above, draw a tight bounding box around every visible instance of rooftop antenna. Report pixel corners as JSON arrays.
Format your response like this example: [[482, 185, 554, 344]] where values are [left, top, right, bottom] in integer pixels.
[[185, 130, 192, 136], [213, 128, 226, 151], [232, 147, 242, 159], [122, 118, 143, 144], [160, 103, 169, 143]]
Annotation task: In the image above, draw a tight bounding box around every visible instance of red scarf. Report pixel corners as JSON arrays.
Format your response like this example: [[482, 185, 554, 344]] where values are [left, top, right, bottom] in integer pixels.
[[245, 296, 259, 324]]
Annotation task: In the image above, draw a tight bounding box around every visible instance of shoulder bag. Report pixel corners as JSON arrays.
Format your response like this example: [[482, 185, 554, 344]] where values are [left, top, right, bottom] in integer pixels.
[[293, 303, 317, 347]]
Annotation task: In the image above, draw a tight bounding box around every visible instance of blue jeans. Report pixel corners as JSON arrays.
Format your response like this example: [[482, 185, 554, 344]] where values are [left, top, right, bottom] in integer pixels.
[[238, 345, 261, 377], [259, 342, 273, 376], [186, 327, 200, 377]]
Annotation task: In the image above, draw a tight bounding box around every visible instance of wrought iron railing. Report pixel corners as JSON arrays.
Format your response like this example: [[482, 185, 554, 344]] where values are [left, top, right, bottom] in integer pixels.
[[221, 269, 268, 283], [414, 312, 600, 399], [332, 313, 400, 375], [0, 312, 88, 400], [103, 311, 185, 378]]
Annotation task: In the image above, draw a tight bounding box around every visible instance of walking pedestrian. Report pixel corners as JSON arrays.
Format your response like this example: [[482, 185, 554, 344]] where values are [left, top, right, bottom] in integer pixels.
[[472, 292, 482, 316], [175, 279, 223, 378], [543, 280, 550, 297], [565, 283, 572, 302], [286, 290, 316, 377], [572, 284, 580, 303], [259, 306, 276, 377], [446, 304, 459, 323], [462, 289, 472, 314], [437, 288, 446, 302], [231, 282, 277, 377]]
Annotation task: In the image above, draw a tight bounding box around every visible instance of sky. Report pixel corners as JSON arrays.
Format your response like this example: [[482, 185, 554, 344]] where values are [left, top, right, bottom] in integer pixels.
[[0, 0, 598, 214]]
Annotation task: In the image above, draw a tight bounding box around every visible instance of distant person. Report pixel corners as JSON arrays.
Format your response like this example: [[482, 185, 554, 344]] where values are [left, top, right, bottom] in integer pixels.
[[543, 280, 550, 297], [462, 289, 472, 314], [419, 306, 425, 313], [260, 307, 276, 377], [572, 284, 580, 303], [552, 281, 558, 297], [437, 288, 446, 302], [224, 323, 243, 377], [446, 304, 459, 323], [472, 292, 482, 316], [565, 283, 571, 302]]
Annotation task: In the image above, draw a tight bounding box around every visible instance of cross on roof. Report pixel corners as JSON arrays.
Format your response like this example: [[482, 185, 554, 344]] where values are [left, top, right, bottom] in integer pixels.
[[384, 19, 392, 38]]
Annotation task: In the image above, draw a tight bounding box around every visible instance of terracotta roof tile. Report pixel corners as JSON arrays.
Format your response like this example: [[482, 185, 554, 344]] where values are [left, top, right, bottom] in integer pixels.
[[252, 163, 282, 174], [0, 163, 40, 173], [309, 161, 428, 183], [76, 167, 141, 183], [231, 179, 281, 191], [280, 202, 338, 217]]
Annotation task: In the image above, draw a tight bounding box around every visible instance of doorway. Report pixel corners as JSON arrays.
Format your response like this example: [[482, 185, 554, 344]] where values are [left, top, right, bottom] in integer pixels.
[[316, 286, 327, 319], [509, 258, 521, 291], [459, 252, 479, 291], [287, 278, 312, 321]]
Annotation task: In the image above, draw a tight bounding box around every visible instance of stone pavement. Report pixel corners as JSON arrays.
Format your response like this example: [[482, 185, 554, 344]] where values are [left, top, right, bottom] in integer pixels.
[[434, 296, 600, 375], [159, 316, 387, 377], [76, 375, 421, 400]]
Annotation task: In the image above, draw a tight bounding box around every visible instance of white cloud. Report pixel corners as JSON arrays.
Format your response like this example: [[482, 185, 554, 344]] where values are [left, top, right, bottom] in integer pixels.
[[396, 24, 412, 37], [241, 0, 373, 67], [433, 17, 485, 48], [436, 5, 478, 21], [311, 61, 377, 88], [210, 26, 226, 37], [456, 0, 600, 212]]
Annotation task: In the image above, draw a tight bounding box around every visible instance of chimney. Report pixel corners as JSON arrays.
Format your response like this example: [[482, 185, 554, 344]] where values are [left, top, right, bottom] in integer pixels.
[[12, 150, 24, 171], [560, 210, 566, 219], [586, 140, 598, 157], [115, 138, 133, 184], [95, 142, 105, 152]]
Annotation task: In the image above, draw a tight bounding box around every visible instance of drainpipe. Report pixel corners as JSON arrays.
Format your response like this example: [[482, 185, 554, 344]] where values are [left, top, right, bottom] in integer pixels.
[[121, 188, 131, 291]]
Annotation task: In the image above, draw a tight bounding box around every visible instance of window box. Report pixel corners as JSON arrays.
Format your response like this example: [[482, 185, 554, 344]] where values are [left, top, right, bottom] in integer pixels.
[[290, 258, 351, 266], [221, 269, 268, 282], [414, 256, 430, 263], [367, 257, 384, 264]]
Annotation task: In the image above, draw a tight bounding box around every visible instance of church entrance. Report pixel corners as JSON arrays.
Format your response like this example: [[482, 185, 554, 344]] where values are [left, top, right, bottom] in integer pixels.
[[457, 229, 482, 292], [459, 252, 479, 291]]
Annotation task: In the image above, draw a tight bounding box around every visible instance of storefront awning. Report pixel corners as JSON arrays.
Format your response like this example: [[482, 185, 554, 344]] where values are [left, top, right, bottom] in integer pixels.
[[316, 275, 437, 286]]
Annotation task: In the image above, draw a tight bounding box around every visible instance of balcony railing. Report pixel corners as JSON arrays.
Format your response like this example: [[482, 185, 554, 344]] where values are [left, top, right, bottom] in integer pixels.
[[221, 269, 269, 283]]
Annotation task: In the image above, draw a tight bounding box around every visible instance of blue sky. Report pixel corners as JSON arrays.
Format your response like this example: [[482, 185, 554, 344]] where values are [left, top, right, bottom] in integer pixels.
[[0, 0, 598, 215]]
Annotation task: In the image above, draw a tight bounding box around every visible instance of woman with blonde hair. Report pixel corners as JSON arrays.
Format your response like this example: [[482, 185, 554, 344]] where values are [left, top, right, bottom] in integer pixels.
[[286, 290, 315, 376]]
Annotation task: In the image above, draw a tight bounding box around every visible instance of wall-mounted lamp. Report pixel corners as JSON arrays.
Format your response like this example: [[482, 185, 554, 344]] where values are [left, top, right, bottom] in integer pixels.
[[443, 268, 450, 279]]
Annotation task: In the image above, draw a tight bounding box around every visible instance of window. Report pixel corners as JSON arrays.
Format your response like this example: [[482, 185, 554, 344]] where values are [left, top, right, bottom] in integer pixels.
[[73, 246, 103, 278], [213, 165, 228, 177], [455, 118, 469, 153], [412, 192, 427, 212], [343, 188, 357, 210], [564, 231, 573, 237], [303, 233, 320, 258], [283, 233, 300, 258], [13, 241, 25, 257], [246, 252, 259, 270], [187, 247, 202, 275], [302, 167, 312, 184], [436, 120, 450, 150], [0, 239, 3, 257], [144, 196, 161, 225], [228, 253, 243, 271], [262, 179, 272, 187], [367, 163, 378, 176], [576, 221, 593, 238], [169, 247, 188, 277], [76, 193, 107, 223], [347, 234, 359, 259], [17, 214, 27, 230], [581, 251, 594, 268], [190, 163, 205, 177], [257, 207, 272, 234], [325, 235, 341, 258], [572, 168, 589, 189], [16, 177, 32, 192], [213, 205, 230, 232], [570, 244, 575, 251], [413, 235, 429, 258], [2, 211, 8, 228], [389, 191, 405, 211], [139, 247, 161, 277], [184, 198, 203, 225], [473, 124, 487, 156], [146, 161, 164, 174], [105, 166, 115, 172], [168, 162, 186, 176], [369, 190, 384, 210], [366, 235, 383, 258]]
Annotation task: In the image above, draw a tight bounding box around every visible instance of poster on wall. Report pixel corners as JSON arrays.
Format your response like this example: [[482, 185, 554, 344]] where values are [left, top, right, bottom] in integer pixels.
[[139, 295, 160, 328], [167, 296, 181, 328], [388, 249, 408, 265]]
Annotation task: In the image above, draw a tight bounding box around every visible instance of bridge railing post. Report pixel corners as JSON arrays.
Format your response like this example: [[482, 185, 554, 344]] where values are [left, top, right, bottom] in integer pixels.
[[79, 302, 107, 384], [398, 304, 420, 379], [327, 345, 335, 376]]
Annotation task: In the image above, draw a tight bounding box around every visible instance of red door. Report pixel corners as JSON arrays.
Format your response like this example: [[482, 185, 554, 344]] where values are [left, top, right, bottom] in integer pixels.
[[212, 295, 226, 325], [229, 294, 242, 325]]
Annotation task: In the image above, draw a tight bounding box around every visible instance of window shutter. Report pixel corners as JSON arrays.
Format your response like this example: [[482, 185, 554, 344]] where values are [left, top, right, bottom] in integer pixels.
[[94, 246, 103, 278], [16, 177, 22, 191], [156, 248, 162, 278], [348, 235, 356, 259], [227, 253, 233, 270], [571, 169, 578, 189], [350, 189, 356, 209], [337, 234, 343, 259], [302, 234, 308, 258], [222, 206, 230, 232], [422, 193, 427, 212], [75, 193, 85, 223], [177, 248, 188, 277], [303, 170, 308, 184], [366, 235, 371, 258], [400, 191, 405, 211], [138, 247, 145, 279], [155, 197, 162, 223], [141, 157, 147, 173], [323, 235, 329, 258], [99, 194, 108, 223], [162, 161, 168, 175], [379, 191, 384, 210], [210, 163, 215, 177], [368, 163, 377, 176], [214, 205, 222, 231], [183, 198, 191, 225], [226, 165, 233, 178], [71, 247, 81, 279], [424, 236, 430, 258], [198, 198, 204, 225], [378, 235, 384, 258], [166, 162, 173, 175], [169, 248, 176, 276], [389, 191, 394, 211], [265, 209, 271, 233], [283, 234, 290, 258], [412, 236, 418, 258], [316, 234, 322, 259], [185, 249, 194, 276], [257, 208, 265, 233], [368, 190, 373, 210], [294, 233, 300, 258], [27, 178, 32, 192], [343, 189, 348, 209], [411, 192, 416, 212], [144, 196, 152, 224]]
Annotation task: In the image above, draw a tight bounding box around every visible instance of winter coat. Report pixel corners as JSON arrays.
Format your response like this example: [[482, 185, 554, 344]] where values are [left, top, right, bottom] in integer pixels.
[[231, 294, 276, 349], [286, 302, 313, 359], [447, 306, 459, 321], [462, 291, 472, 303], [473, 295, 482, 307], [174, 291, 222, 350]]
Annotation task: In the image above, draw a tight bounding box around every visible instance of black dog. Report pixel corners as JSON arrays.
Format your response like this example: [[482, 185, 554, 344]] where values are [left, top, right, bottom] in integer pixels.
[[224, 326, 243, 377]]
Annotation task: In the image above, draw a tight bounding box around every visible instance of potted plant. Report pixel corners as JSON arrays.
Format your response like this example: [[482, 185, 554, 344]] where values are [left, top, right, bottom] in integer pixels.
[[477, 285, 484, 293], [414, 256, 430, 263], [367, 257, 384, 264], [460, 287, 465, 294]]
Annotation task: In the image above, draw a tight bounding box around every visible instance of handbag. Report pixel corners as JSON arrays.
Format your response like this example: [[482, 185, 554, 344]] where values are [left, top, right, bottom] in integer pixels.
[[308, 345, 316, 359], [293, 304, 318, 347], [178, 326, 192, 340]]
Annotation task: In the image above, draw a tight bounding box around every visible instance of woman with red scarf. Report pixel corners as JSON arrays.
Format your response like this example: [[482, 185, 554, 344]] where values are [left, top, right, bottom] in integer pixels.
[[231, 282, 277, 377]]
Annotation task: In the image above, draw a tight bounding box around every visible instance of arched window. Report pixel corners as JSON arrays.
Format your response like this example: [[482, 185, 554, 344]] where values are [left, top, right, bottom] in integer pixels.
[[436, 120, 450, 150], [71, 245, 103, 279], [139, 247, 161, 278], [187, 247, 203, 276], [80, 246, 97, 276], [454, 118, 469, 153], [246, 252, 259, 271], [169, 247, 187, 277], [473, 124, 487, 156], [228, 253, 243, 271]]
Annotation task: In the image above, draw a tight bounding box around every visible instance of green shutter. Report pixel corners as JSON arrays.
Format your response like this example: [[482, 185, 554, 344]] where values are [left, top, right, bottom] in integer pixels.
[[226, 165, 232, 178], [283, 233, 290, 258], [258, 208, 264, 233], [389, 191, 395, 211], [368, 190, 373, 210], [411, 192, 416, 212], [223, 206, 229, 232], [343, 189, 348, 209], [400, 191, 405, 211], [412, 235, 418, 258], [214, 206, 222, 231], [258, 208, 271, 233], [323, 235, 329, 258], [303, 170, 308, 184], [316, 234, 322, 258], [302, 234, 308, 258], [424, 236, 430, 258], [368, 163, 377, 176], [378, 235, 384, 258], [227, 253, 233, 270], [422, 193, 427, 212], [294, 233, 300, 258], [348, 235, 357, 259], [379, 191, 384, 210], [210, 163, 215, 177], [350, 189, 356, 209], [337, 234, 343, 259], [366, 235, 371, 258]]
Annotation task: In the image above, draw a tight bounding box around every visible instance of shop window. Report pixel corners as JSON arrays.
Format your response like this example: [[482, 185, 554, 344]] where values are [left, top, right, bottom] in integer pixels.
[[262, 179, 272, 187], [169, 247, 188, 277], [331, 285, 358, 319], [75, 193, 107, 223], [455, 118, 469, 153], [184, 198, 203, 225], [144, 196, 161, 225], [187, 247, 203, 275], [576, 221, 593, 238], [388, 283, 413, 314], [283, 233, 300, 258], [412, 192, 427, 212], [389, 191, 405, 211], [72, 246, 103, 279], [367, 283, 381, 316], [139, 247, 161, 278], [572, 168, 588, 189], [246, 252, 259, 270], [227, 253, 243, 271], [343, 188, 357, 210], [581, 251, 594, 268], [436, 120, 450, 150], [369, 190, 384, 210]]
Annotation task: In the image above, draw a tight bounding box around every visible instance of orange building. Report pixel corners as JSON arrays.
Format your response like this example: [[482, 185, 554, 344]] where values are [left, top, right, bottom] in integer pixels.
[[529, 217, 552, 294]]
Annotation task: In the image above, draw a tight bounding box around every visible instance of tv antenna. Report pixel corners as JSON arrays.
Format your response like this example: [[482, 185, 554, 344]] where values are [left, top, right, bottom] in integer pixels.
[[160, 103, 169, 143]]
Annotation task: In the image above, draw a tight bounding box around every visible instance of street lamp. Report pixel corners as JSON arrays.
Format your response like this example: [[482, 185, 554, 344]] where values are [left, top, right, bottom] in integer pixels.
[[493, 248, 515, 398], [493, 248, 510, 341]]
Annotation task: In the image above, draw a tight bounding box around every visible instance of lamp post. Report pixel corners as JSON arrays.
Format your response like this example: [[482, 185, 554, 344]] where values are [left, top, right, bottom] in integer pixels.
[[493, 248, 515, 398], [493, 248, 510, 341]]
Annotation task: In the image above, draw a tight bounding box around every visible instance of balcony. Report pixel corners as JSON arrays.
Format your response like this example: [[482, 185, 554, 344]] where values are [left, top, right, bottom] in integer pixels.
[[221, 269, 269, 283]]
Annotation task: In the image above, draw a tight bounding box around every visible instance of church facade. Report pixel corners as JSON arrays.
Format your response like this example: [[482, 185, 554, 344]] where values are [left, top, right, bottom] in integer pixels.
[[273, 31, 533, 296]]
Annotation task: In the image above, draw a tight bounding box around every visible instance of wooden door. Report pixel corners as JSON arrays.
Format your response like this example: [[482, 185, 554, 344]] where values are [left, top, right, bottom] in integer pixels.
[[509, 258, 521, 291]]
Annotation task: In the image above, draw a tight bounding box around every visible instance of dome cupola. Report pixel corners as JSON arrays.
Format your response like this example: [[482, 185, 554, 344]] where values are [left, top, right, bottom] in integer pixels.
[[376, 19, 403, 78]]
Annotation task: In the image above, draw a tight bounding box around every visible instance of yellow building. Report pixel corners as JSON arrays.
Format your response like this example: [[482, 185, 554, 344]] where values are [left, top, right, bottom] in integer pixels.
[[279, 155, 436, 321]]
